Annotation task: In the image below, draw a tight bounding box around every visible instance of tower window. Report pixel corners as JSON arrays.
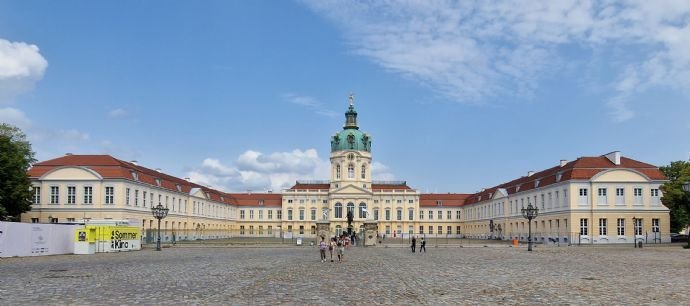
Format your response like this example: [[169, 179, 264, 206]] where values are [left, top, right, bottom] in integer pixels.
[[361, 164, 366, 179], [348, 164, 354, 179], [336, 165, 341, 179]]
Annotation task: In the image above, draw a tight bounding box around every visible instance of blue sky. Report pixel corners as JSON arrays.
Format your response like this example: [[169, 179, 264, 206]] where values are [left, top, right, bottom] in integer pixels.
[[1, 1, 689, 193]]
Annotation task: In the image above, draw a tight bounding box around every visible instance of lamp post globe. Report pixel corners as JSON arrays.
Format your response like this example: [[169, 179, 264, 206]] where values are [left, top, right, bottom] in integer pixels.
[[151, 204, 169, 251], [521, 203, 539, 252]]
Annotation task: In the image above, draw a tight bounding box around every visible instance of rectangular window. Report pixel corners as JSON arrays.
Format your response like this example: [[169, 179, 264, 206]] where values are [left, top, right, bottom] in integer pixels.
[[134, 190, 139, 206], [456, 210, 461, 219], [635, 218, 643, 236], [268, 226, 273, 235], [299, 208, 304, 221], [652, 218, 660, 233], [259, 226, 264, 235], [597, 188, 607, 205], [447, 211, 452, 220], [616, 188, 625, 205], [259, 210, 264, 220], [428, 210, 433, 220], [125, 188, 131, 206], [456, 226, 461, 235], [579, 218, 588, 236], [578, 188, 588, 205], [429, 226, 434, 234], [67, 218, 75, 223], [105, 187, 114, 205], [419, 211, 424, 220], [250, 210, 254, 220], [385, 209, 391, 221], [617, 218, 625, 236], [555, 191, 560, 207], [31, 218, 39, 223], [447, 225, 452, 234], [408, 209, 414, 221], [438, 210, 443, 220], [650, 189, 660, 204], [277, 210, 282, 220], [599, 218, 607, 236], [67, 186, 76, 204], [438, 226, 443, 234], [33, 186, 41, 204], [374, 209, 379, 220], [240, 210, 245, 219], [385, 225, 391, 235], [249, 226, 254, 235], [268, 210, 273, 220], [396, 209, 402, 221], [311, 208, 316, 221], [299, 226, 305, 235], [50, 186, 59, 204], [408, 200, 414, 204], [633, 188, 643, 205], [83, 186, 93, 204], [240, 226, 245, 235], [419, 226, 424, 234], [288, 209, 293, 220]]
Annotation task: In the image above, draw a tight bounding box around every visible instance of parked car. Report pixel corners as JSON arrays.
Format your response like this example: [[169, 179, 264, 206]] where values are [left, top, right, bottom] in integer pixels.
[[671, 233, 688, 243]]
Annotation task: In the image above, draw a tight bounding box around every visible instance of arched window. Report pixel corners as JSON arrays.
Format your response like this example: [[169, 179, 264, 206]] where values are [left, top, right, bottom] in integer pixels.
[[347, 203, 355, 216], [348, 164, 354, 178], [336, 165, 341, 179], [335, 203, 343, 218], [361, 164, 366, 179], [359, 203, 367, 218], [335, 225, 343, 236]]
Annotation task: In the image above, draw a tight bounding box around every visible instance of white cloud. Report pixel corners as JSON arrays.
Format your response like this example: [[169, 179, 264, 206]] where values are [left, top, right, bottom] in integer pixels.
[[108, 108, 128, 118], [282, 93, 338, 117], [0, 107, 32, 129], [303, 1, 690, 121], [371, 161, 395, 181], [188, 148, 395, 192], [0, 39, 48, 102]]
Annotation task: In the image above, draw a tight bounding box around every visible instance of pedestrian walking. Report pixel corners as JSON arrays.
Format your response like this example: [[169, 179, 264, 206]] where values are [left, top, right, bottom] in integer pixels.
[[420, 237, 426, 253], [329, 237, 337, 262], [337, 236, 345, 262], [319, 236, 327, 262], [411, 236, 417, 253]]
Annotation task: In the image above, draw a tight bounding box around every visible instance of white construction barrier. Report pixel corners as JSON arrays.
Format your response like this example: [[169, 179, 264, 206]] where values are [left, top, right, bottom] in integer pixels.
[[0, 222, 79, 257]]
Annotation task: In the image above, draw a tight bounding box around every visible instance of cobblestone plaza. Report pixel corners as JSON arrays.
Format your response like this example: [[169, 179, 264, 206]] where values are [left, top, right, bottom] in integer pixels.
[[1, 245, 688, 305]]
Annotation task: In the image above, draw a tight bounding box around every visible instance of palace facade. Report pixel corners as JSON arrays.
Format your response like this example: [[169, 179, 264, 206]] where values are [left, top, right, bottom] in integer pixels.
[[21, 99, 671, 244]]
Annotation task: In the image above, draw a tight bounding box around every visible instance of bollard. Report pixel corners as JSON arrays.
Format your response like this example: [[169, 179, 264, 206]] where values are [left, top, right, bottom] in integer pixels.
[[638, 241, 643, 248]]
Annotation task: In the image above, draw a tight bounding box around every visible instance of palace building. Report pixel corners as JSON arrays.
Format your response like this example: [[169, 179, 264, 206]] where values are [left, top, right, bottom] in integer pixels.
[[21, 97, 671, 244]]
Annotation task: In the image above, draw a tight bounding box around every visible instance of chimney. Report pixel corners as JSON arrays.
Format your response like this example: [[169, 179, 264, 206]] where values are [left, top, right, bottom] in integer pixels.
[[560, 160, 568, 167], [267, 189, 273, 194], [65, 153, 73, 156], [184, 177, 190, 181], [130, 160, 138, 166], [604, 151, 621, 165], [527, 171, 535, 177], [155, 168, 162, 173]]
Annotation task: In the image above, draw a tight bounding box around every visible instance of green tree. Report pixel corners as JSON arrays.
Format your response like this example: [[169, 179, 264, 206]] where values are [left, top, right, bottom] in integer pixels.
[[0, 123, 36, 221], [660, 161, 690, 233]]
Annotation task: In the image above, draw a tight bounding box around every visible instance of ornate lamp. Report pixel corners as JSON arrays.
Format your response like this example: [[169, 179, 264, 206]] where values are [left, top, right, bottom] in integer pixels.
[[151, 204, 169, 251], [521, 203, 539, 251]]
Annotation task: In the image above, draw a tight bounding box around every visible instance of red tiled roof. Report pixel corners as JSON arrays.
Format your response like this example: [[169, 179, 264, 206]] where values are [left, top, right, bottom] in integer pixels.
[[226, 193, 283, 207], [289, 184, 329, 190], [28, 154, 236, 205], [420, 194, 471, 207], [462, 154, 666, 206], [372, 184, 411, 190]]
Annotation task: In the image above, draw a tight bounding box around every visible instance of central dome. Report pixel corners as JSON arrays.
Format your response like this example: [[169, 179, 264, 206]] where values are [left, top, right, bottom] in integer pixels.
[[330, 96, 371, 152]]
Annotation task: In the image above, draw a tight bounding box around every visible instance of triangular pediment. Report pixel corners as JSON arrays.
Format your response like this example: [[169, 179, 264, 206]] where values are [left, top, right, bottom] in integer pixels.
[[331, 184, 372, 195], [492, 188, 508, 199], [190, 188, 207, 199]]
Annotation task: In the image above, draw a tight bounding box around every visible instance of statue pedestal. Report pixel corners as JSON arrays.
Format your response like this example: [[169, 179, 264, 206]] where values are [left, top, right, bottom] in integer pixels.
[[363, 221, 378, 246], [316, 221, 331, 240]]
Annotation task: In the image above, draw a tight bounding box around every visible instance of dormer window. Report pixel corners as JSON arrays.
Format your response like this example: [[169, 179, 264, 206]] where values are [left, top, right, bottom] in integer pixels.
[[176, 184, 182, 192], [436, 200, 443, 207], [155, 178, 161, 186], [259, 200, 264, 206], [516, 185, 521, 192], [556, 172, 562, 182], [205, 192, 210, 198], [478, 196, 482, 201], [220, 196, 224, 202], [535, 180, 540, 188], [489, 193, 493, 199], [131, 172, 138, 180]]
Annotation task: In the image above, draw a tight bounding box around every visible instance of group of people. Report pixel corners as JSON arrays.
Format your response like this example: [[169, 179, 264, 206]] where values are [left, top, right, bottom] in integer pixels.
[[318, 234, 348, 263], [410, 236, 426, 253]]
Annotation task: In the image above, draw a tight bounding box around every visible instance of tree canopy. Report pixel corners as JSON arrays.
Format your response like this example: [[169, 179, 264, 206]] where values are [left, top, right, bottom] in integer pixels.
[[0, 124, 36, 221], [660, 161, 690, 233]]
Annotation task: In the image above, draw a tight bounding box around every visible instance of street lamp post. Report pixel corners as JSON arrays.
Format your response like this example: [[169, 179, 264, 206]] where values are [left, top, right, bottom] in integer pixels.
[[151, 203, 169, 251], [682, 181, 690, 249], [521, 203, 539, 252], [632, 216, 637, 248]]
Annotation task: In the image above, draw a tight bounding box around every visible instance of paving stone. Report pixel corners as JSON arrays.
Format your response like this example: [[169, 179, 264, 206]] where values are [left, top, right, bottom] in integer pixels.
[[0, 245, 688, 305]]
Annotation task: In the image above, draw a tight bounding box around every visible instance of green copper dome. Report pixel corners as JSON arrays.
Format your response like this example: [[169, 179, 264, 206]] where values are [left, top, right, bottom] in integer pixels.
[[330, 98, 371, 152]]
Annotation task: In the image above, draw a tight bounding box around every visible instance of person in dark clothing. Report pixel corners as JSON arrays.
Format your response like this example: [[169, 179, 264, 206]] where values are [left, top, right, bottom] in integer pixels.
[[411, 236, 417, 253], [420, 237, 426, 253]]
